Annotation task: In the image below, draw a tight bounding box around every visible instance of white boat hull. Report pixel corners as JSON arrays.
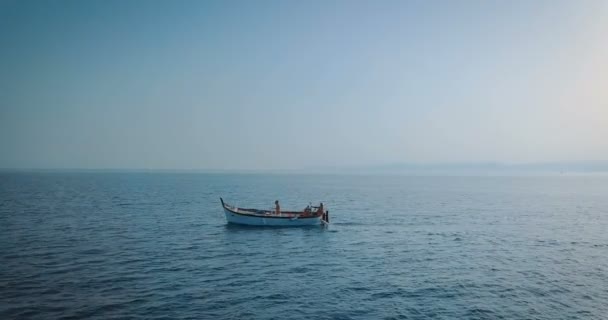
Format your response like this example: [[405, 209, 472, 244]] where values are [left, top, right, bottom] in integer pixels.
[[223, 208, 322, 226]]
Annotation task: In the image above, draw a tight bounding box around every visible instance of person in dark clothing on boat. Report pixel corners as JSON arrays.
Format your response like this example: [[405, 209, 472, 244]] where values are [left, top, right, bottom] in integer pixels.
[[304, 204, 312, 214], [317, 202, 324, 215], [275, 200, 280, 215]]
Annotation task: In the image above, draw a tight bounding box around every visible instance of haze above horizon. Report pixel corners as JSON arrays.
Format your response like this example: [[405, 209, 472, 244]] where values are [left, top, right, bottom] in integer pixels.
[[1, 0, 607, 170]]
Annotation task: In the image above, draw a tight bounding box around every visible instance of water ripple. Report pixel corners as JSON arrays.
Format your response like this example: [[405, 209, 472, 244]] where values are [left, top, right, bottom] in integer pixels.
[[1, 173, 608, 319]]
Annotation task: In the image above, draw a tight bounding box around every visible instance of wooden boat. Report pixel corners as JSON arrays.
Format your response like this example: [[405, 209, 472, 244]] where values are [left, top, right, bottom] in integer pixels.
[[220, 198, 328, 226]]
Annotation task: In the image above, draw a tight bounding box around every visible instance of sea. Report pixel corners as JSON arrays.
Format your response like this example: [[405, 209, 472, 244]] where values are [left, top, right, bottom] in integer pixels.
[[1, 172, 607, 319]]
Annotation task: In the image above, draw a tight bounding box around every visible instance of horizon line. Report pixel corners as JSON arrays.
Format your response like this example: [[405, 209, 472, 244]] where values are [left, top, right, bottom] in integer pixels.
[[1, 160, 608, 174]]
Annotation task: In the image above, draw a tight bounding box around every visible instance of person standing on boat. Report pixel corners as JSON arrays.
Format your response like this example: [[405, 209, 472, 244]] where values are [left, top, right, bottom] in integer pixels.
[[317, 202, 324, 215], [275, 200, 281, 215]]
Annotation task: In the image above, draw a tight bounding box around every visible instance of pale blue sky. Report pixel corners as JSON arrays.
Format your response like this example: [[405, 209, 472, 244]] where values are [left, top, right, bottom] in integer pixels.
[[1, 0, 607, 170]]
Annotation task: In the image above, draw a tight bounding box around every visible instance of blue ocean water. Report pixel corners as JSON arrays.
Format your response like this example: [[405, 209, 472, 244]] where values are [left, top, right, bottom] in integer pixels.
[[1, 172, 607, 319]]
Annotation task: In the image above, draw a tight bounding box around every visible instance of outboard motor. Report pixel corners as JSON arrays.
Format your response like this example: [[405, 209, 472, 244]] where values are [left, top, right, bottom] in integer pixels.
[[323, 210, 329, 223]]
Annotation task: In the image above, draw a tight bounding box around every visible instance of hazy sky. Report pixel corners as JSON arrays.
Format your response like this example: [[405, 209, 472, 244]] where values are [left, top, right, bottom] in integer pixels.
[[1, 0, 607, 170]]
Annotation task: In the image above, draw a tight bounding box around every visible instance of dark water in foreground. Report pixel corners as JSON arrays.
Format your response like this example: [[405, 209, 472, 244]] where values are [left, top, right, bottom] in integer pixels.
[[1, 173, 607, 319]]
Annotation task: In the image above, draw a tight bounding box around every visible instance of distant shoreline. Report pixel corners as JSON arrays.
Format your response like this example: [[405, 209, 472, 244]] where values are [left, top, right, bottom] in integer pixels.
[[1, 164, 608, 177]]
